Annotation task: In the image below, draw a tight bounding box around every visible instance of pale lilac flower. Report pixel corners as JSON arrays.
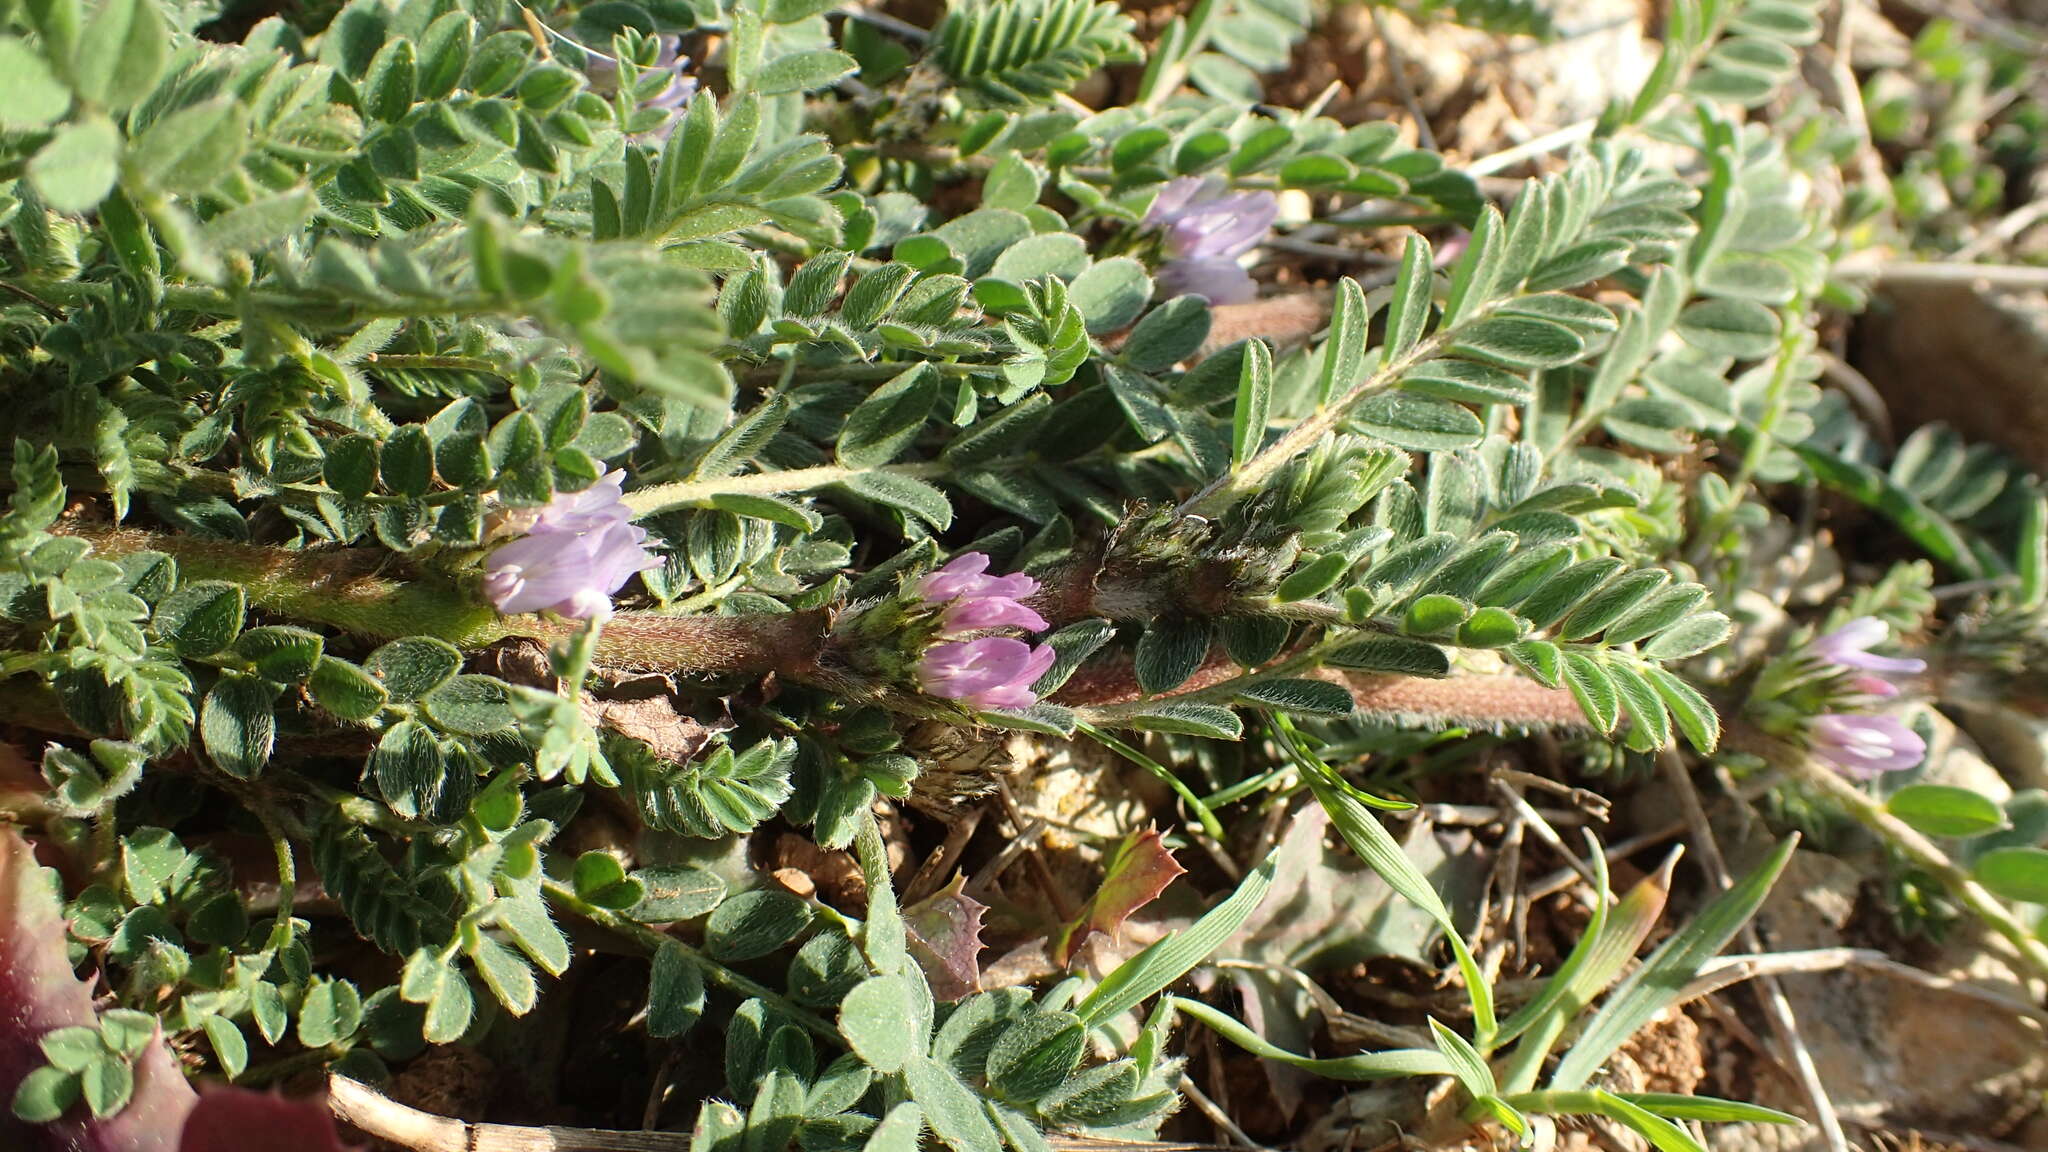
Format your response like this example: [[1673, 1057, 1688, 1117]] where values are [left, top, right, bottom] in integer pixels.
[[1145, 177, 1279, 305], [1810, 713, 1926, 780], [483, 471, 659, 620], [586, 35, 698, 141], [918, 637, 1058, 711], [1813, 617, 1926, 698], [917, 553, 1047, 635], [941, 597, 1049, 633]]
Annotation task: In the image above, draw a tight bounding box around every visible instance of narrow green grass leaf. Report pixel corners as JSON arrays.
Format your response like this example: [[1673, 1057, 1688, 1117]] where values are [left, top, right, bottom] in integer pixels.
[[1167, 997, 1453, 1079], [1551, 837, 1796, 1090], [1074, 848, 1279, 1025]]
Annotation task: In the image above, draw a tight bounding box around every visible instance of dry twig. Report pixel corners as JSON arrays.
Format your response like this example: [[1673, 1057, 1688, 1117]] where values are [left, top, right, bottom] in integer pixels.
[[1658, 751, 1849, 1152], [1687, 947, 2048, 1028]]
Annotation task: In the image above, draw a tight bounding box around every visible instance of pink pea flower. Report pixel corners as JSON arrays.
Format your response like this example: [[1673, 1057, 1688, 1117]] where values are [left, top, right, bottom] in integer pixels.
[[917, 553, 1047, 635], [918, 637, 1058, 711], [1813, 617, 1926, 698], [585, 35, 698, 142], [483, 471, 659, 620], [1810, 713, 1926, 780], [1145, 177, 1279, 305]]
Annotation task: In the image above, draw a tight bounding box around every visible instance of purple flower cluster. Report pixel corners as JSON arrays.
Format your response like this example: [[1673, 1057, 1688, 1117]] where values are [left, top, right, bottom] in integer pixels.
[[483, 471, 659, 621], [916, 553, 1048, 633], [1808, 617, 1928, 779], [1812, 617, 1926, 697], [1144, 177, 1279, 305], [919, 638, 1057, 711], [586, 35, 698, 141], [1809, 714, 1925, 779], [913, 554, 1055, 711]]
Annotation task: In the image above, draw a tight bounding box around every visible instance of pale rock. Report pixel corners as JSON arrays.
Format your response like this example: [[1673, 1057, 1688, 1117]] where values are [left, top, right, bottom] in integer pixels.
[[1916, 709, 2013, 805], [1710, 850, 2048, 1148], [1950, 701, 2048, 793]]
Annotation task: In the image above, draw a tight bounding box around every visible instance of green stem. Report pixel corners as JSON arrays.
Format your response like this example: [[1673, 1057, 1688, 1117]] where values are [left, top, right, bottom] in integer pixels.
[[235, 1047, 339, 1087], [253, 804, 298, 957], [622, 460, 949, 520], [1202, 763, 1298, 808], [89, 809, 120, 887], [1688, 298, 1808, 565], [24, 277, 503, 326], [552, 617, 604, 700], [1781, 744, 2048, 981], [541, 879, 840, 1041], [850, 810, 909, 972], [623, 417, 1187, 522], [1076, 720, 1226, 840], [80, 527, 508, 647]]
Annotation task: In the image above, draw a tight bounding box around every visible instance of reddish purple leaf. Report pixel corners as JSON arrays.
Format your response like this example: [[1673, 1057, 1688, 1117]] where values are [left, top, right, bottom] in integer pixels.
[[179, 1088, 353, 1152], [2, 827, 197, 1151], [903, 874, 988, 1001], [1051, 827, 1187, 968]]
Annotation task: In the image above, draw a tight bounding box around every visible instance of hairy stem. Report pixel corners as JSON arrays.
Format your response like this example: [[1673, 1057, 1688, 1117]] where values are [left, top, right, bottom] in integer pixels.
[[80, 527, 509, 647], [65, 526, 827, 676], [254, 803, 298, 957], [50, 527, 1601, 735]]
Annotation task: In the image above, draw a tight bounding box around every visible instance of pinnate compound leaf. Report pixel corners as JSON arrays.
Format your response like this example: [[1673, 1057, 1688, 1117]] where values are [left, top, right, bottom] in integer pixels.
[[30, 117, 121, 212], [905, 1056, 1002, 1152], [619, 737, 796, 838], [200, 674, 277, 780], [1324, 635, 1451, 676], [648, 942, 707, 1038], [1119, 704, 1242, 739], [1643, 666, 1721, 754], [985, 1010, 1085, 1101], [839, 364, 939, 468], [841, 973, 928, 1073], [0, 37, 70, 129], [931, 0, 1137, 107], [1235, 678, 1356, 716], [1134, 616, 1209, 695], [706, 889, 814, 961], [1356, 393, 1486, 451]]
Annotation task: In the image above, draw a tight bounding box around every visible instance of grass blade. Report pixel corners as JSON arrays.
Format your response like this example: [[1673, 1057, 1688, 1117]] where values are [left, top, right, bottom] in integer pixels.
[[1549, 836, 1796, 1091], [1281, 719, 1497, 1043], [1168, 997, 1453, 1079], [1073, 848, 1278, 1025]]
